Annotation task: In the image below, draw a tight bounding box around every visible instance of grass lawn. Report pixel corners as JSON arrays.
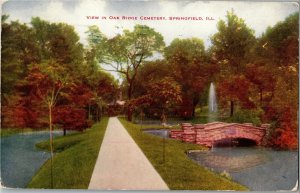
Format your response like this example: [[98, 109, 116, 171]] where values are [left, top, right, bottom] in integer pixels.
[[1, 127, 63, 137], [119, 117, 248, 190], [1, 128, 45, 137], [27, 117, 109, 189]]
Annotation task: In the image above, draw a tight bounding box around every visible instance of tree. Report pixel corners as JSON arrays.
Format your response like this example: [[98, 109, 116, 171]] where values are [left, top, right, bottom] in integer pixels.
[[210, 10, 256, 116], [1, 17, 87, 132], [31, 17, 84, 74], [23, 61, 70, 188], [130, 77, 182, 122], [217, 75, 255, 115], [132, 60, 170, 98], [165, 38, 209, 118], [1, 17, 39, 97], [245, 62, 276, 106], [80, 48, 118, 121], [54, 105, 90, 136], [87, 24, 165, 121], [253, 12, 299, 149], [258, 12, 298, 67]]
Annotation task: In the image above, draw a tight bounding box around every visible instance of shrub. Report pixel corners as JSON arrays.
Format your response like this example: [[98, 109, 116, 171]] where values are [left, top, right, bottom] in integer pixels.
[[230, 108, 263, 126]]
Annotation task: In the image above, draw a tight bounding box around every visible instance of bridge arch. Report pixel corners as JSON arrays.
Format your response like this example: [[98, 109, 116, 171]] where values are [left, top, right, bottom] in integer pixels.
[[194, 123, 266, 147], [170, 122, 267, 148], [213, 137, 257, 147]]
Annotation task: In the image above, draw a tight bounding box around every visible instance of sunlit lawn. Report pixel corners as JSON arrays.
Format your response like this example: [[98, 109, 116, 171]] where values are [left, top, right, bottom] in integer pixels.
[[119, 117, 248, 190], [27, 117, 108, 189]]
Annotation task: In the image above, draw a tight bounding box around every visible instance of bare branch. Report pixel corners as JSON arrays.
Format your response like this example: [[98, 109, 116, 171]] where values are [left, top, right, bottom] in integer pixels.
[[102, 68, 127, 75]]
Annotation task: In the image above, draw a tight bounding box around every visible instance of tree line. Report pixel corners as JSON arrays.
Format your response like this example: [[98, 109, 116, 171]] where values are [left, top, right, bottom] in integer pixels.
[[86, 10, 298, 149], [1, 10, 298, 149], [1, 16, 118, 135]]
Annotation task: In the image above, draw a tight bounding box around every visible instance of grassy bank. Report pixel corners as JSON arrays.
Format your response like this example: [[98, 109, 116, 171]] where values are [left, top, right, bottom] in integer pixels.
[[119, 117, 248, 190], [27, 117, 109, 189], [1, 127, 63, 137], [1, 128, 43, 137]]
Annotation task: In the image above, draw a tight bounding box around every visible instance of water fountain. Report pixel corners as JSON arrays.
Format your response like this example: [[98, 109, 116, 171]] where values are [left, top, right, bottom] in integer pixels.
[[208, 82, 218, 122]]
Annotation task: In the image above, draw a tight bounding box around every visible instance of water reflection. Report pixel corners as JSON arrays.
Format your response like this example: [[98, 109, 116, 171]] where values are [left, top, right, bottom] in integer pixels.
[[188, 147, 298, 191], [143, 129, 169, 138], [189, 149, 268, 172]]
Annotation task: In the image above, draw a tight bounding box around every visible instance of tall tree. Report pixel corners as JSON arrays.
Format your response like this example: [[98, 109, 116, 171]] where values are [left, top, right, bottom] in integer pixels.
[[81, 48, 118, 121], [87, 24, 165, 121], [31, 17, 84, 73], [210, 10, 256, 116], [22, 61, 70, 187], [1, 17, 39, 97], [165, 38, 209, 118], [132, 60, 170, 98], [256, 12, 299, 149], [129, 77, 182, 122]]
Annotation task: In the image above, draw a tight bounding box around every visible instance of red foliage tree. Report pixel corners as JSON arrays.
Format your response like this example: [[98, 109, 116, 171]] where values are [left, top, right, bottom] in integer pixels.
[[217, 75, 255, 116], [53, 105, 91, 135], [271, 107, 298, 149], [129, 77, 182, 122]]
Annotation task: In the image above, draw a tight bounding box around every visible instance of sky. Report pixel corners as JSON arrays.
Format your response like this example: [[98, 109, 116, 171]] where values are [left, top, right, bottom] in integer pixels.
[[2, 0, 298, 47], [1, 0, 298, 79]]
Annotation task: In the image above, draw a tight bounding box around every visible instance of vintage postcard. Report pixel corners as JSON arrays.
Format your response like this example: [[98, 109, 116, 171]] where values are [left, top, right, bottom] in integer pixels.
[[1, 0, 299, 191]]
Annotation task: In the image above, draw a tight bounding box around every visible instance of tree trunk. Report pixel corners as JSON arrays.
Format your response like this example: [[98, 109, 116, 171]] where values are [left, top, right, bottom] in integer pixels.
[[96, 107, 99, 122], [48, 104, 54, 188], [161, 108, 167, 125], [63, 129, 66, 136], [98, 107, 101, 121], [127, 107, 133, 122], [192, 106, 195, 117], [88, 103, 91, 120], [230, 100, 234, 117], [99, 105, 102, 121], [192, 95, 199, 118], [127, 82, 133, 121], [260, 89, 263, 106]]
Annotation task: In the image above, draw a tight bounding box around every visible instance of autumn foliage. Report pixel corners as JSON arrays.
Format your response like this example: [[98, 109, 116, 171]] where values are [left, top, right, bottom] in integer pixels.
[[1, 11, 298, 149], [53, 106, 91, 132], [1, 17, 118, 134]]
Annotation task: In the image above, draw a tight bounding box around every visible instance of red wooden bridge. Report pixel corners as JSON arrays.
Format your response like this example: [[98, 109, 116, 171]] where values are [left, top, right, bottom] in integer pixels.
[[169, 122, 268, 147]]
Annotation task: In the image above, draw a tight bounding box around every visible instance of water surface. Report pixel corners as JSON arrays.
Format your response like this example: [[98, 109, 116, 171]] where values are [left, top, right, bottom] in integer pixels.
[[1, 131, 63, 188], [188, 147, 298, 191], [143, 129, 169, 138]]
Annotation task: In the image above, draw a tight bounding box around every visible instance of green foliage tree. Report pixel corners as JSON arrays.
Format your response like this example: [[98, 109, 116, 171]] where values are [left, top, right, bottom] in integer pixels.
[[165, 38, 209, 118], [87, 24, 165, 121], [1, 16, 39, 97], [132, 60, 170, 97], [31, 17, 84, 72], [211, 10, 256, 116]]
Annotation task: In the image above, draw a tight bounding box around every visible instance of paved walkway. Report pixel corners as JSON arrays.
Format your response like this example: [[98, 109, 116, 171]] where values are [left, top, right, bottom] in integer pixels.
[[88, 117, 169, 190]]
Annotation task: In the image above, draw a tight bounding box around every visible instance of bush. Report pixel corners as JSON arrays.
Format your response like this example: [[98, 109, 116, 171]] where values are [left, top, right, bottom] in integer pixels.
[[230, 108, 263, 126]]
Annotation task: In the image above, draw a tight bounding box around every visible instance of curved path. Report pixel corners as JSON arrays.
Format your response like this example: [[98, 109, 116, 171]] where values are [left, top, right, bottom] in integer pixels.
[[88, 117, 169, 190]]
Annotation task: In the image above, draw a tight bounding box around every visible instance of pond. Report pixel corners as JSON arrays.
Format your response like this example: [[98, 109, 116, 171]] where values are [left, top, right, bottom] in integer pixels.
[[1, 131, 63, 188], [142, 130, 298, 191], [188, 147, 298, 191], [143, 129, 170, 138]]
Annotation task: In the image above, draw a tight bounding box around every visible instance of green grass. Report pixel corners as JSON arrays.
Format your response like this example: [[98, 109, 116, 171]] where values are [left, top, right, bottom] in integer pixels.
[[119, 117, 248, 190], [1, 128, 47, 137], [27, 117, 109, 189], [1, 128, 34, 137], [1, 127, 62, 137]]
